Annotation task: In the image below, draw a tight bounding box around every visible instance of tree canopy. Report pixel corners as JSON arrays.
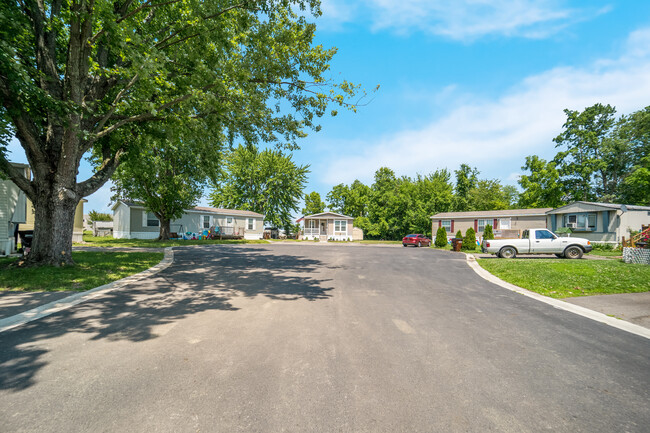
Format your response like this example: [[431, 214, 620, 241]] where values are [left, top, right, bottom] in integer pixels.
[[209, 144, 308, 229], [0, 0, 360, 265], [302, 191, 325, 215], [520, 104, 650, 207]]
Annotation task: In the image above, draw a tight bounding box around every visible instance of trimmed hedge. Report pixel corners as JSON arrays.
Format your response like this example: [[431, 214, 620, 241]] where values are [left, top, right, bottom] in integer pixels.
[[462, 228, 477, 251], [435, 226, 448, 247]]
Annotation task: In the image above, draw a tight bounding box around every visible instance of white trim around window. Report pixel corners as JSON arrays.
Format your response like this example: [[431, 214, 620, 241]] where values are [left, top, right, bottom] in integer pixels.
[[441, 220, 451, 233], [247, 218, 255, 231]]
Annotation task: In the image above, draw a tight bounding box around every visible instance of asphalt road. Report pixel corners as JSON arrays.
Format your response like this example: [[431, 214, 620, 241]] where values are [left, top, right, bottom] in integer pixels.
[[1, 244, 648, 432]]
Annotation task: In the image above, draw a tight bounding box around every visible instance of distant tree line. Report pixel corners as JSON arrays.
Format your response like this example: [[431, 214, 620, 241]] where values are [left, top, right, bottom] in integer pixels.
[[322, 165, 518, 240]]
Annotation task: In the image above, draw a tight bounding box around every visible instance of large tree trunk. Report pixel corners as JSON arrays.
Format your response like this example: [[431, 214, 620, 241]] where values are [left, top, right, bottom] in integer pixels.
[[158, 219, 171, 241], [26, 181, 79, 267]]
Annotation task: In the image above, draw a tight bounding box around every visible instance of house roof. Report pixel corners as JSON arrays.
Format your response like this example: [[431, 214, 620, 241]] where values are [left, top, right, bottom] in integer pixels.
[[546, 201, 650, 214], [192, 206, 264, 218], [113, 200, 264, 218], [303, 211, 354, 220], [431, 208, 552, 219]]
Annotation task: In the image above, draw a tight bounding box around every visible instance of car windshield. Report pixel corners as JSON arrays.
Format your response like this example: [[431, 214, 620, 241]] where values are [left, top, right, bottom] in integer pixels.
[[406, 234, 417, 238]]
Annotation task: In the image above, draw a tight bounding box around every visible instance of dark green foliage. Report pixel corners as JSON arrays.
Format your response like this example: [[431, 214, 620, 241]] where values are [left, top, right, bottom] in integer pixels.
[[456, 230, 463, 239], [520, 104, 650, 206], [462, 228, 477, 251], [435, 226, 448, 247], [483, 224, 494, 240]]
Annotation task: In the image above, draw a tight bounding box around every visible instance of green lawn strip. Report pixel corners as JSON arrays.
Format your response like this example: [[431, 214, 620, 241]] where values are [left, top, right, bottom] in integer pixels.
[[77, 235, 269, 248], [0, 252, 164, 292], [589, 250, 623, 257], [477, 258, 650, 298]]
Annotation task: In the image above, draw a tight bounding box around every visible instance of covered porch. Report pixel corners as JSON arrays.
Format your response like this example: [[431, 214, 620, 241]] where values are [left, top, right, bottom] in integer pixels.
[[301, 212, 354, 241]]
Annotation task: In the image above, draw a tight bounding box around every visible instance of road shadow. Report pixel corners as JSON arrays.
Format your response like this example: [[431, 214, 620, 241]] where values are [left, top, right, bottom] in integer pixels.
[[0, 245, 336, 391]]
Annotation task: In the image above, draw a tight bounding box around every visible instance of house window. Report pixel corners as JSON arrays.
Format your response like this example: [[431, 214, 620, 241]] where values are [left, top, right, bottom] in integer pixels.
[[499, 218, 511, 230], [146, 212, 159, 227], [334, 220, 347, 233], [247, 218, 254, 230], [203, 215, 211, 229], [477, 219, 491, 232], [442, 220, 451, 233], [226, 217, 233, 225], [567, 213, 596, 231]]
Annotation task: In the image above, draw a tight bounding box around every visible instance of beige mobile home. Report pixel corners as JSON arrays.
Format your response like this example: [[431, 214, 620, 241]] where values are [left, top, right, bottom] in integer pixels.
[[431, 208, 552, 239]]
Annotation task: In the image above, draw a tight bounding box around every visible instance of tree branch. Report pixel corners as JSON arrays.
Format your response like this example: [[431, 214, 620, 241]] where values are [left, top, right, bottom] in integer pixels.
[[155, 2, 247, 50], [89, 0, 183, 45], [0, 154, 35, 199], [76, 149, 124, 197]]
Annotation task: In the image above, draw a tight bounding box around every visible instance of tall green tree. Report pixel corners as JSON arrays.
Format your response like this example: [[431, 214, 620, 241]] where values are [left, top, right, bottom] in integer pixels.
[[553, 103, 618, 201], [111, 122, 220, 240], [620, 106, 650, 205], [303, 191, 325, 215], [209, 145, 308, 229], [0, 0, 359, 266], [453, 164, 479, 211], [518, 155, 565, 208]]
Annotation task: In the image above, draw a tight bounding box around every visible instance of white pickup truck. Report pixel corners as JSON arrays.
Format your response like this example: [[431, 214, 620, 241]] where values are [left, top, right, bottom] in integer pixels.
[[481, 228, 593, 259]]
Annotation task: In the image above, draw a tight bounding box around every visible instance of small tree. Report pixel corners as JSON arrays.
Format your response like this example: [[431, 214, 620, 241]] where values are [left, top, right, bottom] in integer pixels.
[[483, 224, 494, 240], [456, 230, 463, 239], [435, 226, 448, 247], [462, 228, 477, 251]]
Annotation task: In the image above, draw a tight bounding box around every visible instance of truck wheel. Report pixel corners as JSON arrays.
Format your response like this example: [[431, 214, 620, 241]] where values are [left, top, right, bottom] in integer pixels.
[[564, 246, 583, 259], [499, 246, 517, 259]]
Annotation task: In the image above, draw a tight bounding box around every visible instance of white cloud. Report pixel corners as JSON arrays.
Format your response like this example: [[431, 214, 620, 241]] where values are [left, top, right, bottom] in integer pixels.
[[318, 27, 650, 186], [318, 0, 608, 41]]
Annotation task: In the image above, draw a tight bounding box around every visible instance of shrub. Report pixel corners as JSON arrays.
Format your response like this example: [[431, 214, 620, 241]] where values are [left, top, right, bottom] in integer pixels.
[[592, 243, 614, 251], [483, 224, 494, 240], [456, 230, 463, 239], [462, 228, 477, 251], [434, 226, 448, 247]]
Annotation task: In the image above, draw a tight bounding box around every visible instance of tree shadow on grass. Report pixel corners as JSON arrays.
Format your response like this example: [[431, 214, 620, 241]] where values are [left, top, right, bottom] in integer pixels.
[[0, 245, 336, 391]]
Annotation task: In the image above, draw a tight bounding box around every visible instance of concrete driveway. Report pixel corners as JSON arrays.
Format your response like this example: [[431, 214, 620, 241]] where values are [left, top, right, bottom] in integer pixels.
[[1, 244, 648, 432]]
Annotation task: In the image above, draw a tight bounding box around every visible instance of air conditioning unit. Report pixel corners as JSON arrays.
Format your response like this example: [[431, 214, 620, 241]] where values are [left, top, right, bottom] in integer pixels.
[[567, 222, 577, 228]]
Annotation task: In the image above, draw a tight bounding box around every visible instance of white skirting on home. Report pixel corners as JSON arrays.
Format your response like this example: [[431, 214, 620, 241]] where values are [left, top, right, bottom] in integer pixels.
[[113, 231, 159, 239], [244, 233, 263, 240]]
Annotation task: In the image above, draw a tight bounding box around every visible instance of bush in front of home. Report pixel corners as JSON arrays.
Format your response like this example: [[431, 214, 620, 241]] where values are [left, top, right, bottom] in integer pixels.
[[456, 230, 463, 239], [435, 226, 448, 247], [462, 228, 477, 251], [483, 224, 494, 240]]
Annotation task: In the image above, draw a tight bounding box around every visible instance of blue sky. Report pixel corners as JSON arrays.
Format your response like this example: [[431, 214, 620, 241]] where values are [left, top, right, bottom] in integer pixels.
[[6, 0, 650, 214]]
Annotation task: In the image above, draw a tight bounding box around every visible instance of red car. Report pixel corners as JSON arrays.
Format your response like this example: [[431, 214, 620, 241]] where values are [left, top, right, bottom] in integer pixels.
[[402, 234, 431, 247]]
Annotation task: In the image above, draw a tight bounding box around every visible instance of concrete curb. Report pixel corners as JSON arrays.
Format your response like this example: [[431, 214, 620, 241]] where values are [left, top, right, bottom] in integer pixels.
[[465, 254, 650, 340], [0, 247, 174, 334]]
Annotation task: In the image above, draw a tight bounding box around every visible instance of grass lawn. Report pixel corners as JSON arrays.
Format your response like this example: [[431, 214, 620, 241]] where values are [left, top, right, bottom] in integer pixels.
[[77, 234, 269, 248], [589, 250, 623, 257], [0, 252, 164, 292], [477, 258, 650, 298]]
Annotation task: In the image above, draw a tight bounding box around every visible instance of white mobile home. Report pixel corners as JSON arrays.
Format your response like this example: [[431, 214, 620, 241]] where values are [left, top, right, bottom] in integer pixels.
[[112, 201, 265, 240]]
